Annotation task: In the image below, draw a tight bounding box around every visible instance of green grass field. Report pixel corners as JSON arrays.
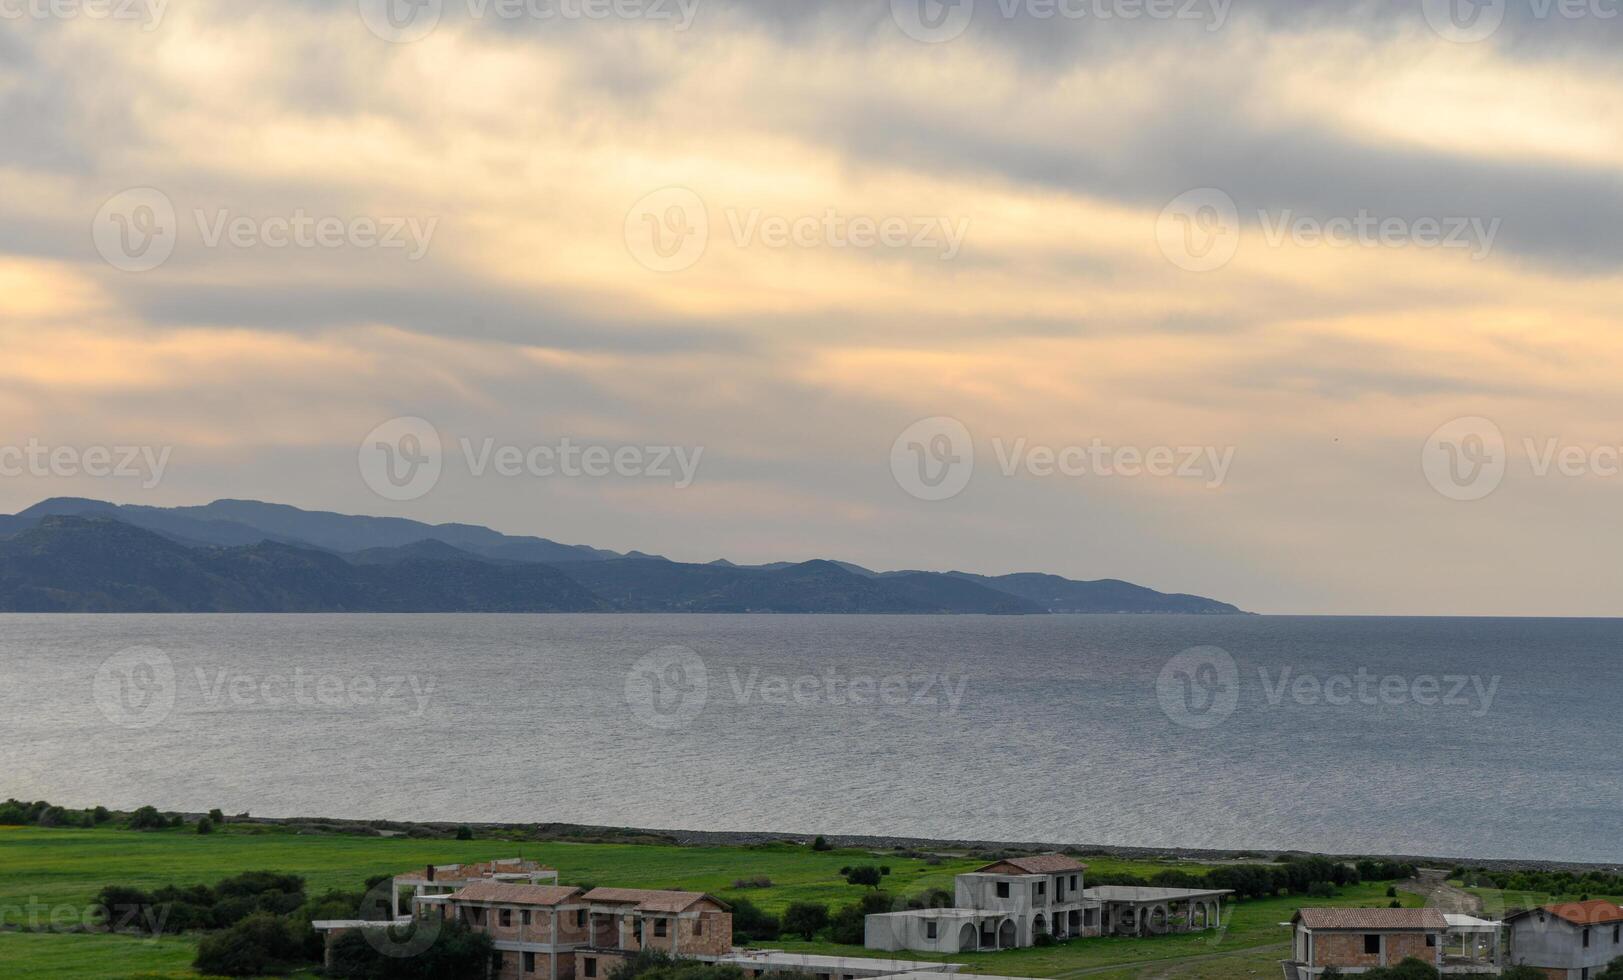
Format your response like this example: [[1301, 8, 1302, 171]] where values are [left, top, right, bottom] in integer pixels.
[[0, 823, 1526, 980]]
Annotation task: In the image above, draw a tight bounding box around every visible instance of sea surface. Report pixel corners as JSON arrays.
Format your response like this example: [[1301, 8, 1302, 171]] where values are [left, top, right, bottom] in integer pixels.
[[1, 614, 1618, 863]]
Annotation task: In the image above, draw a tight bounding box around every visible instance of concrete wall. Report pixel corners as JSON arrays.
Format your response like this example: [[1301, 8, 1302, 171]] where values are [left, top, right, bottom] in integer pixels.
[[864, 913, 973, 953], [1511, 917, 1623, 974]]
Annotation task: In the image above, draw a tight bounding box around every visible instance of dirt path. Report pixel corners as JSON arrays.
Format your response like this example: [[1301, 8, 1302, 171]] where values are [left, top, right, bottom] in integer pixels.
[[1397, 868, 1481, 914]]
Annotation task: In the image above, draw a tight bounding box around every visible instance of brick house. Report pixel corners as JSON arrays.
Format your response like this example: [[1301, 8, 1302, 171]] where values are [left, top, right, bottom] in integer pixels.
[[1284, 908, 1448, 978], [1505, 900, 1623, 979], [447, 882, 590, 980], [443, 884, 733, 980]]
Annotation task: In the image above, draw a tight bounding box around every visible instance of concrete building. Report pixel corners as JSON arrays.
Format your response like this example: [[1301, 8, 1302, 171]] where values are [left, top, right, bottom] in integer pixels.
[[1082, 886, 1231, 937], [1283, 908, 1450, 978], [1505, 899, 1623, 979], [868, 853, 1115, 952]]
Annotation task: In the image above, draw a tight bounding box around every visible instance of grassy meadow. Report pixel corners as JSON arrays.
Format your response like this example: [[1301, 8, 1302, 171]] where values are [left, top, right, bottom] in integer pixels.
[[1, 822, 1596, 980]]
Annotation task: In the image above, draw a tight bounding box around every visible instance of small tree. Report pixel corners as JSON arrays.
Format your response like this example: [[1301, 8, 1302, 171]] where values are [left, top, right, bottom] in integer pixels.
[[782, 902, 830, 940], [456, 825, 474, 840], [208, 808, 225, 824], [811, 836, 832, 851], [197, 817, 215, 835], [844, 866, 883, 889]]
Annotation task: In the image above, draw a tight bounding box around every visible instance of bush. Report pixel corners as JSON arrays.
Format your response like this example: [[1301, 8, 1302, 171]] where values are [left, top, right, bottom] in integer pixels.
[[830, 892, 895, 945], [728, 896, 780, 942], [844, 866, 883, 889], [811, 836, 832, 851], [209, 808, 225, 824], [1386, 886, 1398, 897], [197, 817, 215, 835], [782, 902, 830, 940], [731, 877, 772, 889], [127, 805, 169, 830], [326, 918, 493, 980], [455, 825, 474, 840], [193, 912, 304, 976], [879, 866, 891, 875], [1307, 881, 1335, 898]]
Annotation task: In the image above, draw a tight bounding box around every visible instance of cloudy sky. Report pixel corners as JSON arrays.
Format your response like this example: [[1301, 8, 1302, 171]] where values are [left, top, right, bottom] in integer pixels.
[[1, 0, 1620, 615]]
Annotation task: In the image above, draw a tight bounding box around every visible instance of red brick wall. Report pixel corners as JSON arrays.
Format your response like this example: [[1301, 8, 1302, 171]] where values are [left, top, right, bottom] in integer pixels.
[[676, 910, 733, 956], [1311, 931, 1438, 969]]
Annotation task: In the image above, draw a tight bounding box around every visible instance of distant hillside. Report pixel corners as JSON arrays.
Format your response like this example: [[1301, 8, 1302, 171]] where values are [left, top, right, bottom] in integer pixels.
[[9, 497, 617, 564], [0, 517, 606, 612], [0, 499, 1248, 614]]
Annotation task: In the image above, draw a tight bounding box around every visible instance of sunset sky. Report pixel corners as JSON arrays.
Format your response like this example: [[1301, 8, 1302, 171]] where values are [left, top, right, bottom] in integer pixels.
[[2, 0, 1621, 615]]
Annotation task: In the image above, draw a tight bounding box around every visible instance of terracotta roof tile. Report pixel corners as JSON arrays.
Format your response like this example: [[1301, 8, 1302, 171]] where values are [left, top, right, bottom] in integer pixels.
[[448, 882, 582, 907], [975, 853, 1087, 875], [1544, 900, 1623, 926], [1295, 908, 1448, 931], [583, 887, 726, 913]]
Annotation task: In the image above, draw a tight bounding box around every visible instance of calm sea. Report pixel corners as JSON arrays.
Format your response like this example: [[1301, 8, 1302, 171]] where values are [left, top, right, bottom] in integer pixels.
[[1, 614, 1618, 863]]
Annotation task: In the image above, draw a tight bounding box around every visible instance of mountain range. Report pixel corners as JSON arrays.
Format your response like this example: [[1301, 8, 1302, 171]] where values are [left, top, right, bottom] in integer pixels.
[[0, 498, 1246, 614]]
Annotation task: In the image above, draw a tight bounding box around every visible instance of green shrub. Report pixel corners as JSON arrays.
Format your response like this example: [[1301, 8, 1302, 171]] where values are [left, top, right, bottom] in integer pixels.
[[326, 918, 493, 980], [193, 912, 304, 976], [811, 836, 832, 851], [782, 902, 830, 940]]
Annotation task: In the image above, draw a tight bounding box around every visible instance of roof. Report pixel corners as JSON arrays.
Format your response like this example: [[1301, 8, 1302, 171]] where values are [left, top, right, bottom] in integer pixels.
[[1084, 886, 1232, 903], [1444, 914, 1502, 932], [395, 858, 556, 884], [973, 853, 1086, 875], [583, 887, 728, 913], [1294, 908, 1448, 931], [448, 882, 582, 907], [1508, 900, 1623, 927]]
